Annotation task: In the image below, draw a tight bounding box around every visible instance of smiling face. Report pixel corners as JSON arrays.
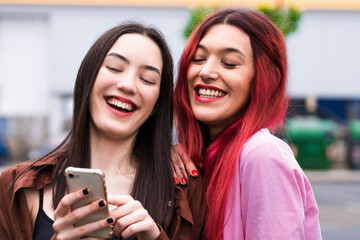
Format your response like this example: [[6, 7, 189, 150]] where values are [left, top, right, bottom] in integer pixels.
[[89, 33, 162, 141], [187, 24, 255, 138]]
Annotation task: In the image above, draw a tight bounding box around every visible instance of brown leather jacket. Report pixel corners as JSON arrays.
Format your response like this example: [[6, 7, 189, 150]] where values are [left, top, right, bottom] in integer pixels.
[[0, 156, 205, 240]]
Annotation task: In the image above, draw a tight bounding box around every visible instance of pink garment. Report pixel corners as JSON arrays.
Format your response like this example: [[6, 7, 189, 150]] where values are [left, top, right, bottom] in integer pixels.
[[223, 128, 322, 240]]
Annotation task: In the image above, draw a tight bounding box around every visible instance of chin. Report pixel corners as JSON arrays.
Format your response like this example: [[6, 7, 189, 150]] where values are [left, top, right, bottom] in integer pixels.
[[194, 115, 215, 126]]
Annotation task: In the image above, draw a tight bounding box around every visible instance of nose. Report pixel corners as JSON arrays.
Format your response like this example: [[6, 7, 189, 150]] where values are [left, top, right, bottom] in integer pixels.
[[198, 58, 219, 81], [116, 70, 137, 94]]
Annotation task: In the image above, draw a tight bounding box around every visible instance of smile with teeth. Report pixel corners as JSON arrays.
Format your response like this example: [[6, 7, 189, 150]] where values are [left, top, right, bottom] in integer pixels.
[[107, 98, 135, 112], [197, 88, 226, 98]]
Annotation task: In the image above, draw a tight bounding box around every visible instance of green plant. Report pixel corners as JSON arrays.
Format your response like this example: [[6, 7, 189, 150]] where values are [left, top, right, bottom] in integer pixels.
[[183, 5, 302, 38], [258, 5, 302, 37], [183, 6, 217, 39]]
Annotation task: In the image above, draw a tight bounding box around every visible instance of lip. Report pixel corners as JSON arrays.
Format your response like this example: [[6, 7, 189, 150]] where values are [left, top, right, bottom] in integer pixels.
[[193, 84, 227, 103], [105, 95, 137, 117]]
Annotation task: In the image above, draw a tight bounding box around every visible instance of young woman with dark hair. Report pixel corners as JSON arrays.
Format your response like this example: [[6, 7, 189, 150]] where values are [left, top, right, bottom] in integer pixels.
[[0, 23, 205, 240], [174, 8, 322, 240]]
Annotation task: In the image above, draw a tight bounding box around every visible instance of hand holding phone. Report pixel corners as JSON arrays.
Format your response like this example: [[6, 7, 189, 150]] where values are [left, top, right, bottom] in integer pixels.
[[63, 167, 113, 239], [107, 195, 160, 240]]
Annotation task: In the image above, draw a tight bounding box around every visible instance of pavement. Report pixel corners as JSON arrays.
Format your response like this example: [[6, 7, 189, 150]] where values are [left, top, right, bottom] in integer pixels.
[[305, 170, 360, 240], [305, 169, 360, 183]]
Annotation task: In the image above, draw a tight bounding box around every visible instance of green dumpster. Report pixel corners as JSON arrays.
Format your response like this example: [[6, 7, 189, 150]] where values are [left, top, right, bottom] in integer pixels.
[[348, 119, 360, 169], [285, 117, 336, 169]]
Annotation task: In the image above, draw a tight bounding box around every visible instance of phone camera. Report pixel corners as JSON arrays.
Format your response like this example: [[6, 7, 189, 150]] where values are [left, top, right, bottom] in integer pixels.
[[68, 173, 74, 178]]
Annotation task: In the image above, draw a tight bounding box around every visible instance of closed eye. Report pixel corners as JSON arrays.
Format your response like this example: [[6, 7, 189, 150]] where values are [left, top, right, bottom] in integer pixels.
[[192, 58, 205, 63], [221, 60, 237, 68], [106, 66, 123, 72], [140, 77, 155, 85]]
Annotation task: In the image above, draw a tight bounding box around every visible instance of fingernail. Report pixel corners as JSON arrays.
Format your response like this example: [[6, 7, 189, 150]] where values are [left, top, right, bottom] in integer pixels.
[[106, 217, 114, 224], [82, 188, 89, 195], [192, 170, 199, 176], [174, 177, 179, 184], [181, 177, 186, 184], [98, 200, 105, 207]]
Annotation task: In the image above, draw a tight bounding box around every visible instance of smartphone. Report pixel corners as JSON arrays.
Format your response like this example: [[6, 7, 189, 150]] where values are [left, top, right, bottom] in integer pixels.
[[65, 167, 112, 239]]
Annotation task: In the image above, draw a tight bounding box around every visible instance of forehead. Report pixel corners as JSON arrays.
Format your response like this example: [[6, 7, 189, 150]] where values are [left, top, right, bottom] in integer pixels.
[[199, 24, 253, 56], [107, 33, 163, 66]]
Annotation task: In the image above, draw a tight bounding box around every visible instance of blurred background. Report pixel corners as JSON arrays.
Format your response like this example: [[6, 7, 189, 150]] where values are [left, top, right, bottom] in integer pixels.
[[0, 0, 359, 239]]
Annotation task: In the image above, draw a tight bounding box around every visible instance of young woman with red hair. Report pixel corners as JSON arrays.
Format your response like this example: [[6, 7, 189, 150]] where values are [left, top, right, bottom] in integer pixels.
[[174, 8, 322, 240]]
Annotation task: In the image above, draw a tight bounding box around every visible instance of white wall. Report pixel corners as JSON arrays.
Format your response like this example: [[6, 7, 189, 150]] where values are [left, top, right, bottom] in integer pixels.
[[48, 6, 189, 93], [0, 13, 49, 116], [287, 10, 360, 98]]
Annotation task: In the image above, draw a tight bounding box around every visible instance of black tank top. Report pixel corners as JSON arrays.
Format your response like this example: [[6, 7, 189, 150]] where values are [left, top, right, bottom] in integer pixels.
[[32, 188, 55, 240], [32, 188, 132, 240]]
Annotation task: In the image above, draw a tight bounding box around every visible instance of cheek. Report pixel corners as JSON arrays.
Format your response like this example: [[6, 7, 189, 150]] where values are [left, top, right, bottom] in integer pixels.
[[94, 69, 114, 89], [186, 67, 197, 98], [88, 92, 98, 122], [144, 88, 160, 108], [186, 64, 198, 84], [232, 69, 254, 93]]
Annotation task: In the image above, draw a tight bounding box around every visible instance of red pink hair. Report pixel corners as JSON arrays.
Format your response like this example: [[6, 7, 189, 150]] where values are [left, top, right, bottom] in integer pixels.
[[174, 8, 288, 240]]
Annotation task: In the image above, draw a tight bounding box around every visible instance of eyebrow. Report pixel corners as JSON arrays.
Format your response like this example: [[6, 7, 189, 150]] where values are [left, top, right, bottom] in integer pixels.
[[107, 52, 129, 63], [143, 65, 161, 76], [197, 44, 246, 58], [107, 52, 160, 76], [222, 48, 246, 58]]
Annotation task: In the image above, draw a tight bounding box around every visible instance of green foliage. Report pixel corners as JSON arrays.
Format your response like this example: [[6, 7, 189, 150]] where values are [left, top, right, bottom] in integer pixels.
[[183, 5, 302, 38], [258, 5, 302, 37], [183, 6, 217, 39]]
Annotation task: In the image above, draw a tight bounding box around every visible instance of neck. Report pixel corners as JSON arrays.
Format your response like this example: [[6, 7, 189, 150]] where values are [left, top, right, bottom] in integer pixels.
[[89, 128, 137, 177], [209, 125, 224, 141]]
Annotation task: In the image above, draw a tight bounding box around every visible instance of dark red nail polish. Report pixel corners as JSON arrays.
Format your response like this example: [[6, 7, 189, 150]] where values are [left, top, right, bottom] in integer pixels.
[[106, 217, 114, 224], [82, 188, 89, 195], [192, 170, 199, 176], [174, 177, 179, 184], [181, 177, 186, 184]]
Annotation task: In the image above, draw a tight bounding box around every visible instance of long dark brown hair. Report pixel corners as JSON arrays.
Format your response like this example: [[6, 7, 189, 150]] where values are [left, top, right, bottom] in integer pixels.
[[17, 23, 175, 227]]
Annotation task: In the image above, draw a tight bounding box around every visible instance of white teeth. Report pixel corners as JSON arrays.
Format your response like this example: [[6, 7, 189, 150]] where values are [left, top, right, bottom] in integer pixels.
[[198, 88, 226, 98], [107, 98, 134, 111]]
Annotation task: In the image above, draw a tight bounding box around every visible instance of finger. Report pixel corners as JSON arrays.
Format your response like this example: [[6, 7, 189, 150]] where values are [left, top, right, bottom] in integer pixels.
[[112, 207, 149, 237], [110, 199, 143, 220], [184, 159, 199, 177], [174, 144, 198, 177], [171, 148, 187, 184], [172, 172, 180, 185], [53, 199, 107, 232], [55, 216, 114, 240], [54, 188, 90, 218], [120, 217, 159, 240], [107, 194, 133, 206], [175, 162, 187, 185], [171, 151, 184, 184]]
